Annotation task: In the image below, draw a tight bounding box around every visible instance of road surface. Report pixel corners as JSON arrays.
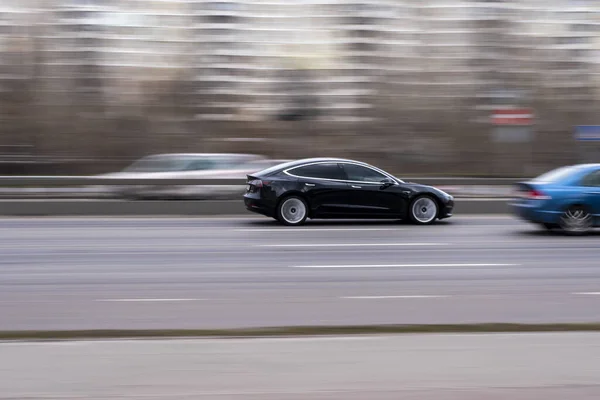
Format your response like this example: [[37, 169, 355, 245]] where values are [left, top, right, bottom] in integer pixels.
[[1, 216, 600, 330], [1, 333, 600, 399]]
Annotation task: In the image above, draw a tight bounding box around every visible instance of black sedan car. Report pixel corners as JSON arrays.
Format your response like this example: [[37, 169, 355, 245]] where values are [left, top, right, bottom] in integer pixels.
[[244, 158, 454, 226]]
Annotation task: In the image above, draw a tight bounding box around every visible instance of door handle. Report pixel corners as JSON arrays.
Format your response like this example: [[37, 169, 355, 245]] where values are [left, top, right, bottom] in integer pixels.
[[351, 185, 362, 189], [305, 183, 315, 187]]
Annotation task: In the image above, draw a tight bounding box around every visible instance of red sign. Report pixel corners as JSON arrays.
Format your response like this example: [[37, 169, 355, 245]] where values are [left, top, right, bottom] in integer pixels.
[[491, 109, 533, 125]]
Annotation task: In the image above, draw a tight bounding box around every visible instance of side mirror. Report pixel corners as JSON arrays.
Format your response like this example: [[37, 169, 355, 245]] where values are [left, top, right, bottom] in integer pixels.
[[380, 178, 395, 188]]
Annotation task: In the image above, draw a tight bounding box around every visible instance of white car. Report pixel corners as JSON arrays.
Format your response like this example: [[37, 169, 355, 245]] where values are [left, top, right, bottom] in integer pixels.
[[95, 153, 269, 199]]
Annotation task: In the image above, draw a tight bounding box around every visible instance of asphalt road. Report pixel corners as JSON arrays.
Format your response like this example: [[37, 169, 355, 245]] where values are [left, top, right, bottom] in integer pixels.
[[2, 333, 600, 399], [1, 216, 600, 330]]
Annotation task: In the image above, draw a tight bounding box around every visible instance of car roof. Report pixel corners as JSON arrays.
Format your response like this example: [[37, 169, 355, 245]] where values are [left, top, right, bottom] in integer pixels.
[[554, 163, 600, 174], [530, 163, 600, 184], [574, 163, 600, 170], [272, 157, 370, 168], [253, 157, 383, 177]]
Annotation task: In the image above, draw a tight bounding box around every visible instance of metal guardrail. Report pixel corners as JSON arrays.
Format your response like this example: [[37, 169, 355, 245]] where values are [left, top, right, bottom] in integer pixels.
[[0, 176, 522, 186], [0, 177, 236, 186]]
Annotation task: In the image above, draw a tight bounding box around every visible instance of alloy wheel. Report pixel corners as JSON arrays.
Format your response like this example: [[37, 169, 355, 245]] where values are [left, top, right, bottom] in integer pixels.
[[559, 206, 592, 235], [410, 196, 438, 224], [279, 197, 307, 225]]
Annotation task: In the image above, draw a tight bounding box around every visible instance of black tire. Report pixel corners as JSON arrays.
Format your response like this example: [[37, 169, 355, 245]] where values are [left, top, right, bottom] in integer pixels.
[[558, 205, 592, 235], [408, 195, 439, 225], [276, 196, 309, 226], [542, 223, 558, 231]]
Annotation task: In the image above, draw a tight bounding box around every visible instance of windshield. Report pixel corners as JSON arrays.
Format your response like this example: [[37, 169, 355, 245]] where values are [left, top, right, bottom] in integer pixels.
[[531, 165, 582, 183]]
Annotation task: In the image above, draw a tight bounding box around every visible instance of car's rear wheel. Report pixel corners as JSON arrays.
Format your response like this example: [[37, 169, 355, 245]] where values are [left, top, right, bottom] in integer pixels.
[[559, 205, 592, 235], [409, 195, 438, 225], [277, 196, 308, 226]]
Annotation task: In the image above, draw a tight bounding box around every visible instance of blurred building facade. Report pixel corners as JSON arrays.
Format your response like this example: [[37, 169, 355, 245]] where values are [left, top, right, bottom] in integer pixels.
[[0, 0, 599, 175]]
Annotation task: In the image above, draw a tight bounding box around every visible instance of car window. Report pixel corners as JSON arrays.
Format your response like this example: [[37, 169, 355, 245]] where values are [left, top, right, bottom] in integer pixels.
[[216, 157, 243, 169], [124, 156, 190, 172], [219, 156, 263, 169], [288, 163, 345, 180], [342, 163, 388, 182], [581, 170, 600, 187], [186, 158, 217, 171]]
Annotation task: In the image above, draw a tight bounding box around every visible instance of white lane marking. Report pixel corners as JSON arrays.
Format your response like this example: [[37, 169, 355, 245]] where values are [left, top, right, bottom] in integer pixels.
[[96, 298, 205, 302], [341, 295, 449, 299], [573, 292, 600, 296], [237, 228, 403, 232], [261, 243, 447, 248], [291, 263, 519, 269]]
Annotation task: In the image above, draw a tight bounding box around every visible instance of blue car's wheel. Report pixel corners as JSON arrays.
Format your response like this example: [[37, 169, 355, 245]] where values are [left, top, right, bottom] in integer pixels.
[[559, 205, 592, 235]]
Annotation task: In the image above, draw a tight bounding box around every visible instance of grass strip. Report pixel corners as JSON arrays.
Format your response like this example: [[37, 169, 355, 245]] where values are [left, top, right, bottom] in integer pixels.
[[2, 323, 600, 340]]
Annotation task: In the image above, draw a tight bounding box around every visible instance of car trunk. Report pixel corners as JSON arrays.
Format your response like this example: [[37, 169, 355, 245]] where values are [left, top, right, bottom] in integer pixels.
[[513, 181, 549, 200]]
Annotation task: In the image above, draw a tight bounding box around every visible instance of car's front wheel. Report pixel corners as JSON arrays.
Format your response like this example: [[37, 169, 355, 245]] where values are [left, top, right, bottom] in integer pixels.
[[559, 205, 592, 235], [277, 196, 308, 226], [409, 195, 439, 225]]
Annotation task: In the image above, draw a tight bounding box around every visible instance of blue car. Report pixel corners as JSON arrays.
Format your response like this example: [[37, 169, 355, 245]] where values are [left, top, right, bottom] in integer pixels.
[[511, 164, 600, 234]]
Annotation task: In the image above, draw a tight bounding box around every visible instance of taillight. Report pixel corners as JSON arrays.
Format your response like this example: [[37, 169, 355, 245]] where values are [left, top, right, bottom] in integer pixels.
[[247, 179, 270, 193], [525, 189, 550, 200]]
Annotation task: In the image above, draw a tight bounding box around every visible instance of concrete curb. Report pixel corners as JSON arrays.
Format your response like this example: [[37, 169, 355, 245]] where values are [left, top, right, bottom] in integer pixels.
[[0, 199, 510, 216]]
